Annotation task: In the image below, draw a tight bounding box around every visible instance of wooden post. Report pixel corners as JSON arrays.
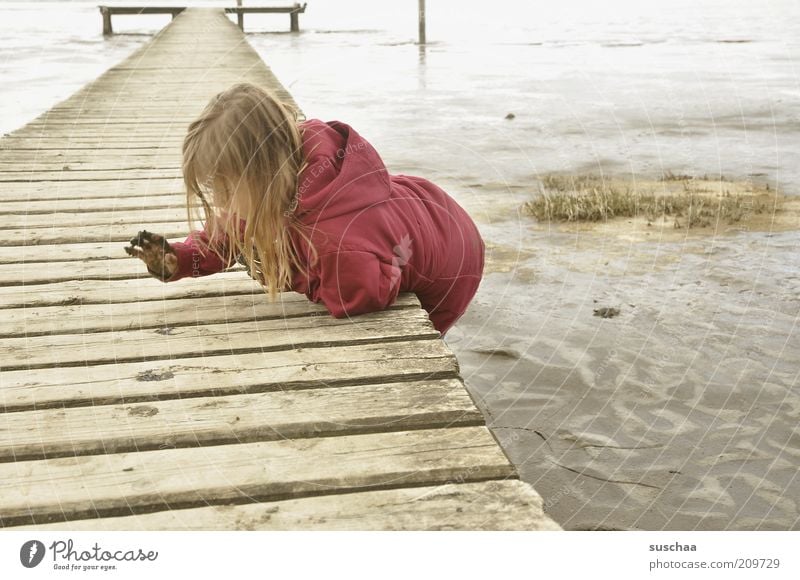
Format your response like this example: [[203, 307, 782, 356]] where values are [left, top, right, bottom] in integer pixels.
[[290, 3, 300, 32], [418, 0, 426, 44], [236, 0, 244, 31], [100, 6, 113, 36]]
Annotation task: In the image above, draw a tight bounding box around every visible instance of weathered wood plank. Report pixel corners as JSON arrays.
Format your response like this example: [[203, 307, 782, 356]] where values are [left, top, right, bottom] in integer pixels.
[[8, 115, 197, 121], [0, 169, 181, 182], [0, 178, 180, 201], [0, 139, 183, 150], [0, 338, 457, 412], [0, 241, 131, 263], [0, 378, 482, 462], [2, 127, 187, 135], [1, 307, 437, 371], [0, 164, 180, 173], [0, 271, 263, 308], [0, 207, 188, 228], [5, 128, 189, 137], [6, 480, 560, 531], [0, 150, 180, 162], [0, 220, 190, 245], [7, 121, 187, 128], [0, 153, 179, 164], [0, 426, 514, 527], [0, 292, 421, 337], [0, 258, 179, 286], [0, 237, 190, 264], [0, 196, 185, 216]]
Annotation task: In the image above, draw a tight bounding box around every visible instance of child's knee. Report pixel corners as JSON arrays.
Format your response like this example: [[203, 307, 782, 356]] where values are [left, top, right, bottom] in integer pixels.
[[429, 308, 459, 335]]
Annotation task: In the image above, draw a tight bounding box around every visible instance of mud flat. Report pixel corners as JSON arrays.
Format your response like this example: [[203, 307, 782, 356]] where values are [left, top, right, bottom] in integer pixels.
[[445, 172, 800, 530]]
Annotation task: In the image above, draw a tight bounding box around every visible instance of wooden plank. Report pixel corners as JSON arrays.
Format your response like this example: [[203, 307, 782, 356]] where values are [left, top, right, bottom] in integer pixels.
[[0, 258, 175, 286], [0, 378, 482, 462], [99, 6, 186, 16], [225, 6, 308, 14], [6, 480, 560, 531], [0, 271, 264, 308], [28, 92, 295, 105], [1, 307, 437, 371], [4, 129, 188, 142], [44, 72, 281, 85], [6, 119, 193, 130], [105, 62, 270, 68], [0, 338, 457, 412], [0, 426, 514, 527], [16, 90, 283, 108], [0, 154, 181, 168], [0, 258, 234, 287], [0, 164, 180, 173], [6, 127, 190, 136], [0, 169, 180, 182], [23, 107, 205, 113], [0, 179, 181, 201], [0, 237, 192, 264], [0, 292, 421, 337], [0, 150, 181, 162], [1, 116, 189, 126], [0, 240, 140, 263], [0, 139, 184, 150], [0, 220, 190, 245], [0, 196, 185, 216], [0, 207, 188, 228], [28, 80, 278, 90]]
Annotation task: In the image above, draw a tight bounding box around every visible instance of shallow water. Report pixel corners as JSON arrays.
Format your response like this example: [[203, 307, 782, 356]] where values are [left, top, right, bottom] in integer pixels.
[[2, 0, 799, 530], [449, 222, 800, 530]]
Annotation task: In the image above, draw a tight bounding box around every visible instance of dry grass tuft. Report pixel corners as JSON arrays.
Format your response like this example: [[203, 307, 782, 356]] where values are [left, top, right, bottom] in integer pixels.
[[521, 174, 781, 229]]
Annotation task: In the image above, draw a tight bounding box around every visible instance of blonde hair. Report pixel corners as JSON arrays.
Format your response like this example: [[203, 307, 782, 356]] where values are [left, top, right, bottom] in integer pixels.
[[182, 82, 319, 301]]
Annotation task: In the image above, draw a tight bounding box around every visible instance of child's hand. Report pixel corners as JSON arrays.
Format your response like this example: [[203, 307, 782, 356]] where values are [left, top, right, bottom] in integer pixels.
[[124, 230, 178, 281]]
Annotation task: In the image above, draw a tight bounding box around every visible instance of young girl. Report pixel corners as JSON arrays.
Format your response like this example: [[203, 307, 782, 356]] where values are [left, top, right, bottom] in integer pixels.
[[125, 83, 485, 337]]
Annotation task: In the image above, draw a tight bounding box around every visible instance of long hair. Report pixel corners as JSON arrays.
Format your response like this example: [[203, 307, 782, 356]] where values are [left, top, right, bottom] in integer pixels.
[[181, 82, 319, 300]]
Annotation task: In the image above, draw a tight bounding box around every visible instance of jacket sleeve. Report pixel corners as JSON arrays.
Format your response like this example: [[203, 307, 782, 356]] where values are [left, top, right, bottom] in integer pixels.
[[311, 250, 402, 318], [164, 214, 246, 282]]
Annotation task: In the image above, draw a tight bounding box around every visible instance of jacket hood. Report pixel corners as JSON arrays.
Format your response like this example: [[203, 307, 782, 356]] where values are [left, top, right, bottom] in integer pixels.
[[295, 119, 391, 221]]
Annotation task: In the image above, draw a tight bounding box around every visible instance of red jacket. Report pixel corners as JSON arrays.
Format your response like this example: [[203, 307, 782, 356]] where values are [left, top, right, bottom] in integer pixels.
[[166, 118, 485, 336]]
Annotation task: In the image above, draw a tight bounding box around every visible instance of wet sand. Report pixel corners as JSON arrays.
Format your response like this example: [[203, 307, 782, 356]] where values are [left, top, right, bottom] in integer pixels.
[[444, 176, 800, 530]]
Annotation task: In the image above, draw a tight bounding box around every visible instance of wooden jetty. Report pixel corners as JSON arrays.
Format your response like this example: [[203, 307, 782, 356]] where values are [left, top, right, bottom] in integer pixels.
[[0, 8, 560, 531]]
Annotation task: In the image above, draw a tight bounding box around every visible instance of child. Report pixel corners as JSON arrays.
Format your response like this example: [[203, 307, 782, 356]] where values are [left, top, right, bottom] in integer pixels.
[[125, 83, 485, 337]]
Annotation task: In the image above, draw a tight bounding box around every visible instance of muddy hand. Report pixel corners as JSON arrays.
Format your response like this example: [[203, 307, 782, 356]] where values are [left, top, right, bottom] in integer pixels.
[[124, 230, 178, 281], [237, 250, 266, 285]]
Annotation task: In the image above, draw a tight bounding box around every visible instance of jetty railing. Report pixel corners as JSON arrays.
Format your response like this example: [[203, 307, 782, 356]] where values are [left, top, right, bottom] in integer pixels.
[[99, 3, 307, 35]]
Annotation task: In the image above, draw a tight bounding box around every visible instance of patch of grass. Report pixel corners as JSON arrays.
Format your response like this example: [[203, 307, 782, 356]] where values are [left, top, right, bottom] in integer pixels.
[[521, 174, 780, 229]]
